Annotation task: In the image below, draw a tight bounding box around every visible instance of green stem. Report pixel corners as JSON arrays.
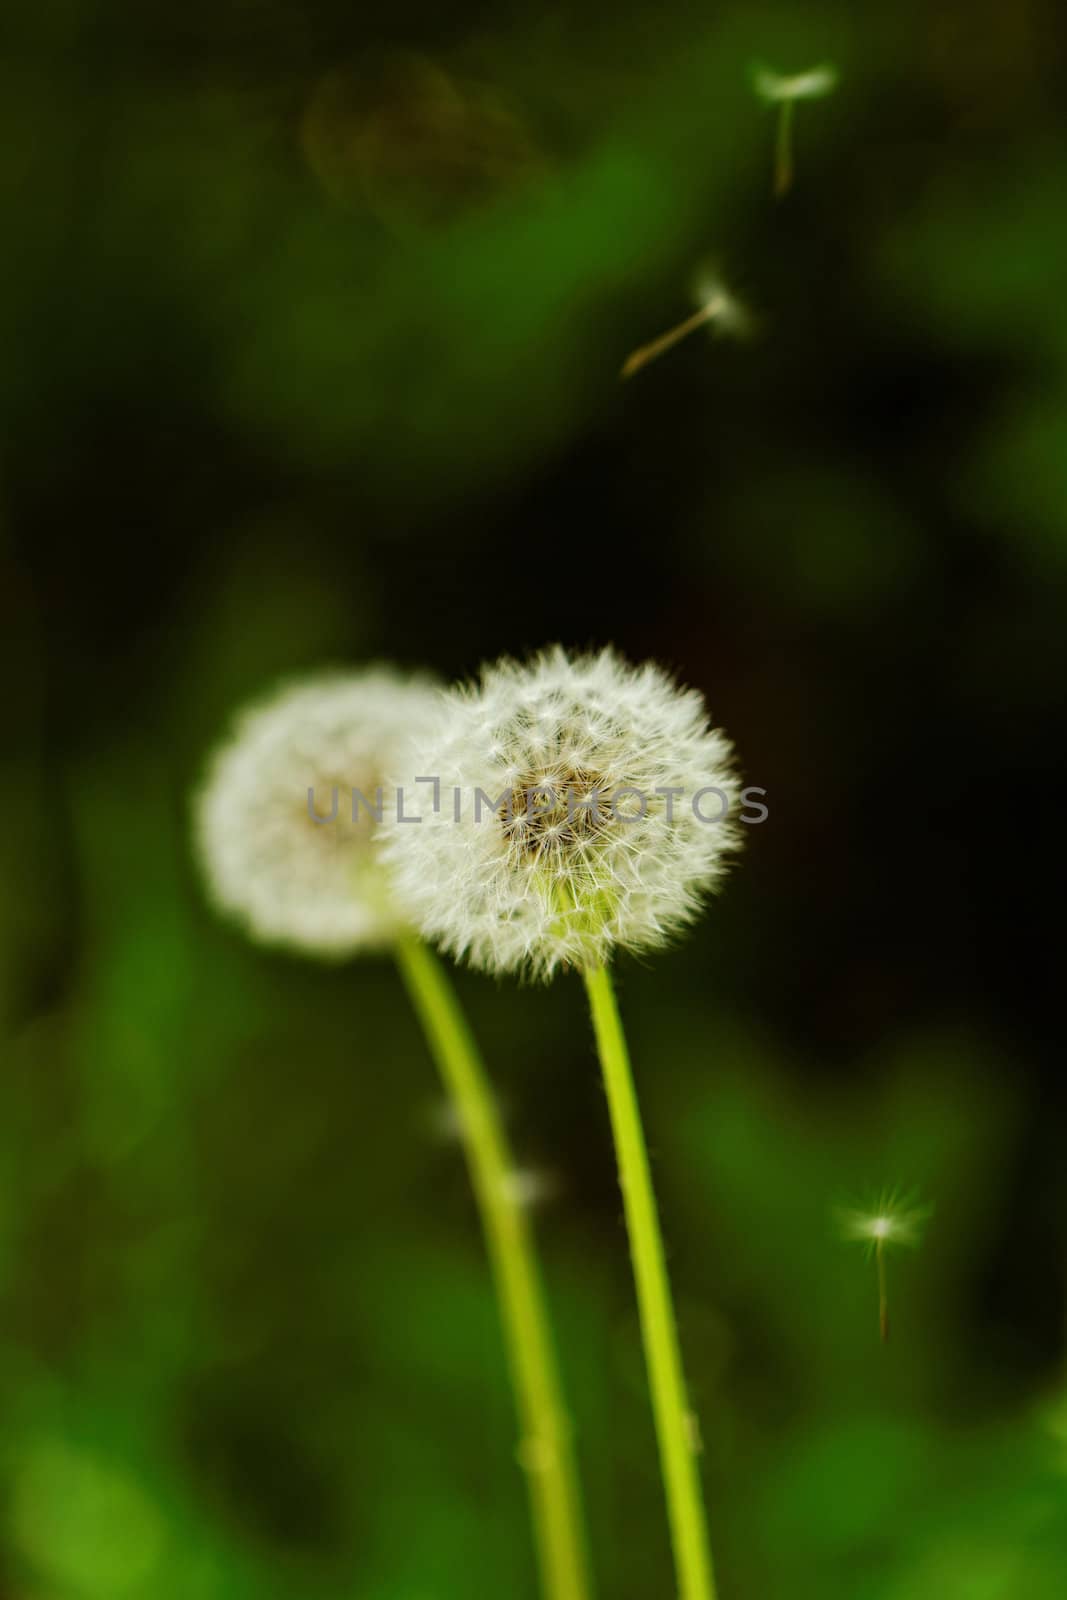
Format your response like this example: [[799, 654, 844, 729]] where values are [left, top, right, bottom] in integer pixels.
[[583, 964, 717, 1600], [774, 99, 794, 196], [396, 934, 593, 1600]]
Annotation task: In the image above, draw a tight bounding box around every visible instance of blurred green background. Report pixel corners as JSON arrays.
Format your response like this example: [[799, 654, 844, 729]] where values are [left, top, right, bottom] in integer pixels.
[[3, 0, 1067, 1594]]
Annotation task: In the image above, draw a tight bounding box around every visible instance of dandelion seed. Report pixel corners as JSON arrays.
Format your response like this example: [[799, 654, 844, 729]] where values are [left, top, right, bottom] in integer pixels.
[[500, 1168, 560, 1210], [838, 1191, 931, 1342], [683, 1409, 704, 1455], [620, 272, 750, 381], [194, 668, 441, 957], [753, 64, 839, 103], [752, 60, 839, 197], [423, 1096, 470, 1142], [424, 1093, 516, 1144], [378, 645, 741, 980]]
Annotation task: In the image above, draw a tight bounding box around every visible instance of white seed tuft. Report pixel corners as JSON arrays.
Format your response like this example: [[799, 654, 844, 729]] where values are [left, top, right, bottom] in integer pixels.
[[838, 1191, 932, 1256], [752, 63, 839, 103], [378, 646, 742, 980]]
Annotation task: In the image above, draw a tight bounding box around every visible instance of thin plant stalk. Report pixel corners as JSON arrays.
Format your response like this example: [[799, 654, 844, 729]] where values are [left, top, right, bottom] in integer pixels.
[[583, 963, 717, 1600], [396, 933, 593, 1600], [876, 1238, 889, 1343], [774, 99, 795, 196]]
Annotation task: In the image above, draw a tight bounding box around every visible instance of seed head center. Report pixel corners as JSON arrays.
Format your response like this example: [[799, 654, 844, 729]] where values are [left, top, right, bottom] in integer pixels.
[[502, 766, 614, 860]]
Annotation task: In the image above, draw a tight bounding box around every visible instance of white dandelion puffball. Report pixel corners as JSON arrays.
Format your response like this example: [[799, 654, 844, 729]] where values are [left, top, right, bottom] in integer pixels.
[[195, 668, 441, 957], [378, 646, 741, 980]]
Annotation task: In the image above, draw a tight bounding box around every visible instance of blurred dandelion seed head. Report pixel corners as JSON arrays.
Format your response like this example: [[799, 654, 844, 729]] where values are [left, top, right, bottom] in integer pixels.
[[194, 668, 441, 957], [378, 646, 741, 979]]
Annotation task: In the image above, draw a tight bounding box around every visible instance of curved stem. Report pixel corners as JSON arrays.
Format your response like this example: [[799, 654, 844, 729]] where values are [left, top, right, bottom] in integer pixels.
[[583, 963, 717, 1600], [396, 935, 593, 1600]]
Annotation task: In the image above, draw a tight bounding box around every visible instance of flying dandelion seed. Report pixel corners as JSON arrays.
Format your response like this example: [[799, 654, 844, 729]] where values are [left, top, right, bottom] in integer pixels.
[[620, 273, 751, 381], [500, 1169, 561, 1210], [424, 1092, 515, 1143], [838, 1191, 931, 1342], [424, 1096, 472, 1142], [752, 61, 839, 197]]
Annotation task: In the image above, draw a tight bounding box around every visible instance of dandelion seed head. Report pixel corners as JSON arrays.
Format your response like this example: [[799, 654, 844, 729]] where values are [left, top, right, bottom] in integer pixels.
[[194, 667, 441, 957], [378, 646, 741, 980]]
